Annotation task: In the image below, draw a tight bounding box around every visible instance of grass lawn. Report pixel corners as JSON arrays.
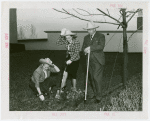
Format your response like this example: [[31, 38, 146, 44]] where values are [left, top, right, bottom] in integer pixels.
[[10, 50, 142, 111]]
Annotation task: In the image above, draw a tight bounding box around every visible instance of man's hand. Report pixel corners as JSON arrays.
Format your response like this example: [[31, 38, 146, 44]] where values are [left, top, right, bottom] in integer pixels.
[[39, 95, 45, 101], [53, 64, 60, 72], [84, 46, 90, 54], [66, 60, 72, 65]]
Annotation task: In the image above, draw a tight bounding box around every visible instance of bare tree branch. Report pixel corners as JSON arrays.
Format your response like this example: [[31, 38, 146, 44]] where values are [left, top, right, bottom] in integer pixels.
[[119, 15, 122, 20], [107, 9, 110, 16], [127, 9, 142, 23], [73, 8, 90, 16], [119, 9, 123, 16], [126, 11, 136, 13], [62, 8, 70, 14], [53, 8, 120, 25], [117, 15, 122, 29], [126, 13, 132, 18], [77, 8, 91, 15], [74, 8, 105, 16], [103, 16, 106, 22], [54, 8, 140, 28], [77, 8, 106, 16], [105, 14, 125, 46], [61, 16, 73, 19], [53, 8, 67, 14], [97, 8, 125, 27], [127, 25, 143, 42]]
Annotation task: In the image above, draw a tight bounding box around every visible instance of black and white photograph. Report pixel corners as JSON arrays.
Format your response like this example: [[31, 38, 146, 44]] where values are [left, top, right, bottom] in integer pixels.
[[1, 1, 149, 119]]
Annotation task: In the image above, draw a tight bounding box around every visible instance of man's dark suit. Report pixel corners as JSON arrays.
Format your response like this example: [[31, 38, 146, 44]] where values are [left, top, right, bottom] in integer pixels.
[[82, 31, 105, 100]]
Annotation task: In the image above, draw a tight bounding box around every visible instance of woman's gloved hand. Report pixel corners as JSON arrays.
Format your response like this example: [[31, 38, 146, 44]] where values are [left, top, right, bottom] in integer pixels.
[[66, 60, 72, 65]]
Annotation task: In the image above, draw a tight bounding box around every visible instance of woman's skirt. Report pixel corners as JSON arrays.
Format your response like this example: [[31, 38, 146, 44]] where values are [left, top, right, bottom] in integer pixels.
[[65, 54, 80, 79]]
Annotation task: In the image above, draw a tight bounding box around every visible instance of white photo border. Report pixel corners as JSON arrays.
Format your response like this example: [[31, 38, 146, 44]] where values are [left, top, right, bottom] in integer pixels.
[[1, 0, 149, 120]]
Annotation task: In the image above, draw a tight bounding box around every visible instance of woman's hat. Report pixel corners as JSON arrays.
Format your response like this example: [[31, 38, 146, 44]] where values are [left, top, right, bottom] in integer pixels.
[[63, 29, 77, 36], [83, 21, 99, 30], [39, 58, 53, 66], [60, 28, 67, 36]]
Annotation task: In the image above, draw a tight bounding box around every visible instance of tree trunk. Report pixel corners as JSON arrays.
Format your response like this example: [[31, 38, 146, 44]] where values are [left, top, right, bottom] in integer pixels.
[[122, 9, 128, 86]]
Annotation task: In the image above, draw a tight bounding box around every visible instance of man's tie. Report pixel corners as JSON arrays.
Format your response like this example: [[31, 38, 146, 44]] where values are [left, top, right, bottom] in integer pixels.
[[90, 35, 93, 40]]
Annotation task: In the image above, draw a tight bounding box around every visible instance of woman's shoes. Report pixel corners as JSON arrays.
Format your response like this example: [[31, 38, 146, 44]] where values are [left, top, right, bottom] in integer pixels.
[[55, 88, 65, 99], [55, 87, 78, 99], [55, 90, 61, 99]]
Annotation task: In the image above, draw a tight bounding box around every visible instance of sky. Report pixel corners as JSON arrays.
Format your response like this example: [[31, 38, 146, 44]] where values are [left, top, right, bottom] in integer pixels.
[[17, 8, 139, 39]]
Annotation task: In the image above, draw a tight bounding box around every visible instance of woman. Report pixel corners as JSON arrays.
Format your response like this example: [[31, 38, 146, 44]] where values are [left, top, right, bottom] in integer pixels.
[[29, 58, 60, 101], [55, 29, 80, 99]]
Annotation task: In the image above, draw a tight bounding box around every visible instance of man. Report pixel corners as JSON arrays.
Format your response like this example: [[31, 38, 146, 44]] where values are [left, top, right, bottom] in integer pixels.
[[29, 58, 60, 101], [82, 21, 105, 103]]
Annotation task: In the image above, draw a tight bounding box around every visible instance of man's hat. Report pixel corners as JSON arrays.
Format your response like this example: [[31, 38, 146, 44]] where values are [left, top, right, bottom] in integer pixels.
[[83, 21, 99, 30], [39, 58, 53, 66]]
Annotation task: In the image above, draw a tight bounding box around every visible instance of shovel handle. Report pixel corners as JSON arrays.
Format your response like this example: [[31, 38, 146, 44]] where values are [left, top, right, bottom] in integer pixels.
[[85, 52, 90, 100]]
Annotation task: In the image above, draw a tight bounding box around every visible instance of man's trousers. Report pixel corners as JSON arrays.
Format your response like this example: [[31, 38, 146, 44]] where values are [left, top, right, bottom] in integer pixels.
[[88, 55, 104, 100]]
